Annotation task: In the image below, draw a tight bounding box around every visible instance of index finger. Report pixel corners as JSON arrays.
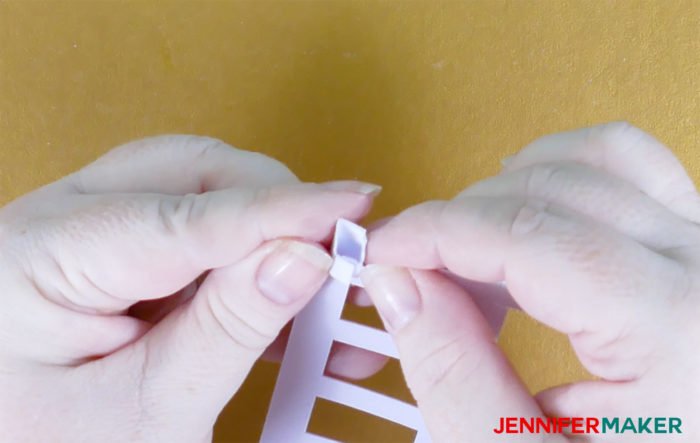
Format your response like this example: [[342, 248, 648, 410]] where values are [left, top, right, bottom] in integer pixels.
[[70, 135, 297, 194], [366, 196, 686, 378], [504, 122, 700, 222]]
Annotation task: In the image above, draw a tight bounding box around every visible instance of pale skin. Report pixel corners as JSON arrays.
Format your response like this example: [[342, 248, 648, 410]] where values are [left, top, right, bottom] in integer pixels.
[[363, 122, 700, 442], [0, 123, 697, 442]]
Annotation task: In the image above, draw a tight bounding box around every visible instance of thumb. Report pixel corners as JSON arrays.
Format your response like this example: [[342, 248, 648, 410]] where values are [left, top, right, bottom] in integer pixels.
[[100, 239, 331, 440], [361, 266, 548, 442]]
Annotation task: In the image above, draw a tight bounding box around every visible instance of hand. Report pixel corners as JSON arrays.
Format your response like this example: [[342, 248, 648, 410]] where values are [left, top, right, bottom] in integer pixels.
[[362, 122, 699, 442], [0, 135, 384, 442]]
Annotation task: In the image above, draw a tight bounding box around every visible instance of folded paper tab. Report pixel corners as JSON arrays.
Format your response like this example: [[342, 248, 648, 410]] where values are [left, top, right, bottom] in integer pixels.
[[330, 219, 366, 287]]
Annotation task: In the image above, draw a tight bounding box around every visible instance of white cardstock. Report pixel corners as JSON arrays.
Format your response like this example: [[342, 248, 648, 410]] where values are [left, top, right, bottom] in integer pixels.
[[260, 219, 431, 443]]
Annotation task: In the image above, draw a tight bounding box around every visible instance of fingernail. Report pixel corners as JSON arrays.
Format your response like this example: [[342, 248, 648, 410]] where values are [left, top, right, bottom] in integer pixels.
[[500, 155, 514, 169], [360, 265, 421, 332], [257, 241, 332, 305], [322, 180, 382, 196]]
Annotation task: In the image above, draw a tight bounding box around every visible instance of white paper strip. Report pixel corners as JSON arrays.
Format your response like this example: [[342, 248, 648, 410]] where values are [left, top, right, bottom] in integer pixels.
[[300, 434, 340, 443], [333, 319, 399, 359], [315, 376, 424, 430], [260, 219, 430, 443]]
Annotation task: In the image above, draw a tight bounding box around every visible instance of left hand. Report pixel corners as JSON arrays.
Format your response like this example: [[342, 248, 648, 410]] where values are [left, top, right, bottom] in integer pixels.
[[0, 135, 383, 442]]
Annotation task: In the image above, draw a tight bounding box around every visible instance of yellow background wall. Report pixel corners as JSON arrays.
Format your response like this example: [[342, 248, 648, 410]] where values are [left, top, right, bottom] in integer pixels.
[[1, 1, 698, 441]]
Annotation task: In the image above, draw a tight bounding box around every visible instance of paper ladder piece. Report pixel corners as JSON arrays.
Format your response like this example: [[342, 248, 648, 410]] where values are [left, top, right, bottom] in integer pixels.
[[260, 219, 431, 443]]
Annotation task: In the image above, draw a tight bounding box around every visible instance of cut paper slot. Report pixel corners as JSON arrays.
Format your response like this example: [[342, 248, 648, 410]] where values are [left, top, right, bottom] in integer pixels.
[[260, 219, 430, 443]]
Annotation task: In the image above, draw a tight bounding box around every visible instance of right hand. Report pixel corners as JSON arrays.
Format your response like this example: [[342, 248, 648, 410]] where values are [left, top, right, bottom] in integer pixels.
[[362, 123, 699, 442]]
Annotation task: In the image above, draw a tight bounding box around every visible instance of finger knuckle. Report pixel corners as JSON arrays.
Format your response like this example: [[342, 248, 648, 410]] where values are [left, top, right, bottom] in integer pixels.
[[510, 199, 551, 237], [0, 215, 8, 247], [595, 121, 649, 156], [245, 186, 274, 238], [102, 135, 181, 159], [0, 216, 37, 269], [203, 286, 276, 352], [599, 121, 642, 140], [184, 135, 231, 152], [157, 193, 209, 238], [239, 150, 295, 180], [404, 333, 478, 401], [524, 163, 568, 195], [425, 199, 452, 228], [101, 135, 233, 165], [188, 137, 295, 183]]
